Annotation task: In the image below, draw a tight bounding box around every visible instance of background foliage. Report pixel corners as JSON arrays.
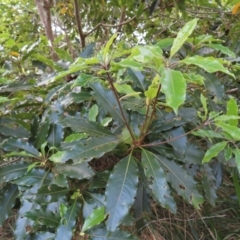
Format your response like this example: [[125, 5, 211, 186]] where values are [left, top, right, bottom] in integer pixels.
[[1, 0, 240, 239]]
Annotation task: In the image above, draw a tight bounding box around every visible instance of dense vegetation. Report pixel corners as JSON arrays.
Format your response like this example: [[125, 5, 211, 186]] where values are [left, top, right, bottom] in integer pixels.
[[1, 0, 240, 239]]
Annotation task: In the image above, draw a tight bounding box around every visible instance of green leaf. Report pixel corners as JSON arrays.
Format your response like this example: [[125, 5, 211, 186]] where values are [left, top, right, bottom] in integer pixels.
[[205, 44, 235, 58], [202, 164, 217, 206], [202, 141, 228, 163], [160, 68, 186, 114], [28, 184, 68, 204], [89, 104, 99, 122], [0, 117, 30, 138], [105, 155, 138, 232], [1, 138, 40, 158], [170, 18, 198, 58], [91, 82, 129, 124], [214, 115, 240, 122], [80, 43, 95, 58], [127, 68, 147, 91], [14, 200, 34, 240], [55, 198, 81, 240], [215, 122, 240, 141], [82, 206, 106, 232], [54, 162, 95, 180], [144, 74, 160, 100], [182, 56, 235, 78], [200, 93, 208, 120], [103, 34, 117, 59], [25, 232, 55, 240], [61, 116, 113, 136], [192, 129, 224, 140], [158, 156, 203, 209], [114, 83, 140, 97], [34, 121, 50, 149], [0, 161, 30, 183], [157, 38, 174, 49], [234, 148, 240, 174], [227, 98, 238, 127], [12, 168, 52, 187], [50, 136, 119, 163], [47, 123, 64, 148], [112, 59, 142, 69], [24, 208, 60, 227], [0, 184, 19, 226], [88, 226, 137, 240], [141, 149, 176, 213]]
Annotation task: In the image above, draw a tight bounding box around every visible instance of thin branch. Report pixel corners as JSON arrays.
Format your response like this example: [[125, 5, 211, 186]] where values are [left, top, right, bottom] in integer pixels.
[[106, 72, 135, 141], [116, 7, 126, 32], [74, 0, 85, 48]]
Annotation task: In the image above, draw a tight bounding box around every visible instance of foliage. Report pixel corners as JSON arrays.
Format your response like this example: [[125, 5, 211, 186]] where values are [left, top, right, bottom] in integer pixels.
[[1, 0, 240, 239]]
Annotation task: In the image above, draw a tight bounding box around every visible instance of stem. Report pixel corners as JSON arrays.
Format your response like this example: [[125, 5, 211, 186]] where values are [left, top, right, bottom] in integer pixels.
[[74, 0, 85, 48], [141, 120, 210, 147], [106, 72, 135, 141]]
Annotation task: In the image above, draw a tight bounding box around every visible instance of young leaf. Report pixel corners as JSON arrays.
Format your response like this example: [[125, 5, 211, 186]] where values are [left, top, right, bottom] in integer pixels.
[[160, 68, 186, 114], [170, 18, 198, 58], [182, 56, 235, 78], [200, 93, 208, 121], [90, 82, 129, 124], [0, 184, 19, 226], [227, 98, 238, 127], [103, 34, 117, 60], [82, 206, 106, 232], [202, 141, 228, 163], [105, 155, 138, 232], [141, 149, 176, 213], [89, 104, 99, 122], [215, 122, 240, 141], [205, 44, 235, 58]]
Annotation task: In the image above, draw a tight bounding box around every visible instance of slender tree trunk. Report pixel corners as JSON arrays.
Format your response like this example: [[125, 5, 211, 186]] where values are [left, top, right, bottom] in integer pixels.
[[34, 0, 59, 61]]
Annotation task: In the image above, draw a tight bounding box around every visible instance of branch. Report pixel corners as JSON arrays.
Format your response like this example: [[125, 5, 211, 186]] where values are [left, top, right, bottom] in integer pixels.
[[116, 7, 126, 33], [74, 0, 85, 48]]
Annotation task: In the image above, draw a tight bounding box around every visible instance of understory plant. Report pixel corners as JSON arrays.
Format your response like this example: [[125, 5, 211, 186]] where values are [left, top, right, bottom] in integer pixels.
[[0, 19, 240, 239]]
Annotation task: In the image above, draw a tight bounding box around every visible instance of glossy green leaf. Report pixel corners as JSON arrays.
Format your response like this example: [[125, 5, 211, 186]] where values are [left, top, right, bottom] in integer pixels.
[[47, 123, 64, 148], [90, 82, 128, 124], [182, 56, 235, 78], [214, 115, 240, 121], [114, 83, 140, 96], [192, 129, 224, 140], [158, 156, 203, 209], [61, 116, 113, 136], [50, 136, 119, 163], [200, 93, 208, 120], [0, 184, 18, 226], [160, 68, 186, 114], [82, 206, 106, 232], [54, 162, 95, 180], [127, 68, 147, 91], [215, 122, 240, 141], [103, 34, 117, 59], [12, 168, 52, 187], [141, 149, 176, 213], [144, 74, 160, 100], [170, 18, 198, 58], [105, 155, 138, 232], [55, 198, 81, 240], [34, 121, 50, 149], [227, 98, 238, 127], [205, 44, 235, 58], [89, 104, 99, 122], [28, 184, 68, 204], [0, 161, 30, 183], [25, 208, 60, 227], [202, 141, 228, 163], [1, 138, 40, 158]]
